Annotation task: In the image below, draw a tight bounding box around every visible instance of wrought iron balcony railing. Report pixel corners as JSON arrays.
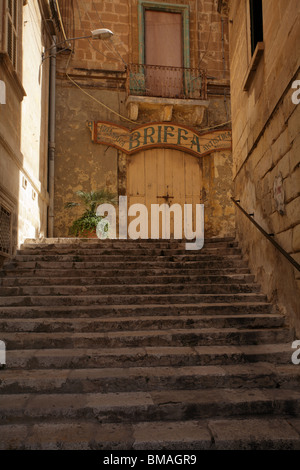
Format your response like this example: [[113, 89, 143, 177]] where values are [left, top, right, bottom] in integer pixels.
[[127, 64, 207, 100]]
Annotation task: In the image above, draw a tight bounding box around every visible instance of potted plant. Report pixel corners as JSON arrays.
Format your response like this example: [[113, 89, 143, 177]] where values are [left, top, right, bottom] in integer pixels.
[[64, 189, 117, 238]]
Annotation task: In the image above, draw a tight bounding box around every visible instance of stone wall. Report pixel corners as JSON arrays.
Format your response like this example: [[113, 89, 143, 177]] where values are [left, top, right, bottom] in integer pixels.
[[65, 0, 230, 79], [228, 0, 300, 334], [20, 1, 50, 244], [0, 1, 50, 263], [54, 85, 123, 237], [54, 0, 234, 239]]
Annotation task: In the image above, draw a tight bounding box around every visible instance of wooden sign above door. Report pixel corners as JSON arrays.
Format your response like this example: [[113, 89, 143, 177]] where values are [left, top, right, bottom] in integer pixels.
[[87, 121, 231, 158]]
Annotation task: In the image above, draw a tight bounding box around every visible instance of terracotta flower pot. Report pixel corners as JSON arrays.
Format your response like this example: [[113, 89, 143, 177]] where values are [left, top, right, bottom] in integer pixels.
[[79, 229, 98, 239]]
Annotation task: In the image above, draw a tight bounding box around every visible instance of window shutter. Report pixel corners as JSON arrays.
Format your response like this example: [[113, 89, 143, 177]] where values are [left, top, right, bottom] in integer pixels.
[[6, 0, 18, 68], [0, 205, 11, 256]]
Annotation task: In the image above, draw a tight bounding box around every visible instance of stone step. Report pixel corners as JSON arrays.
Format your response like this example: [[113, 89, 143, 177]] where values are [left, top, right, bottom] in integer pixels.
[[0, 282, 261, 297], [3, 344, 294, 369], [0, 364, 299, 395], [0, 314, 285, 333], [17, 246, 241, 257], [0, 273, 256, 287], [0, 417, 300, 450], [21, 236, 236, 249], [21, 241, 186, 249], [1, 235, 298, 451], [0, 327, 293, 350], [1, 417, 300, 450], [0, 292, 267, 307], [0, 302, 274, 318], [13, 252, 242, 263], [3, 258, 248, 271], [0, 266, 252, 278], [0, 388, 299, 425]]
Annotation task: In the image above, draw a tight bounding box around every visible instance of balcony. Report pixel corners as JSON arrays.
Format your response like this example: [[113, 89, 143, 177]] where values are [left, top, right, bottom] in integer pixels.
[[126, 64, 209, 124], [127, 63, 207, 100]]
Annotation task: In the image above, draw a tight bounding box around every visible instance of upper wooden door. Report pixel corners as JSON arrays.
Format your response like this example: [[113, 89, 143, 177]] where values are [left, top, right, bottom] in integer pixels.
[[144, 10, 183, 97]]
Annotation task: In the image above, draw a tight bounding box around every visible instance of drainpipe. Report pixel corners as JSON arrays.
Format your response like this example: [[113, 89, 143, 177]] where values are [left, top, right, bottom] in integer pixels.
[[48, 37, 56, 238]]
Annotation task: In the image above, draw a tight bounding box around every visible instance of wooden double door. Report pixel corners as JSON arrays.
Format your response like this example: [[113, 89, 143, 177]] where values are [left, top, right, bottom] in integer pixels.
[[126, 148, 202, 238]]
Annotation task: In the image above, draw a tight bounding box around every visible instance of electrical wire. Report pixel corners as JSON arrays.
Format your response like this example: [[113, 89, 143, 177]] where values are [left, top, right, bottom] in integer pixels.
[[87, 37, 123, 63], [90, 0, 128, 67], [64, 1, 230, 129], [25, 2, 45, 53], [198, 1, 213, 68], [77, 0, 127, 66], [42, 46, 73, 62], [199, 120, 232, 132], [55, 0, 68, 41], [64, 52, 136, 124], [37, 0, 53, 40], [64, 49, 230, 129], [73, 0, 122, 63]]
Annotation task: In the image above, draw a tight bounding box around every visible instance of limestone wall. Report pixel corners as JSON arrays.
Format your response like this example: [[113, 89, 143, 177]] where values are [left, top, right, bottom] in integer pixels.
[[20, 1, 50, 244], [64, 0, 230, 79], [54, 0, 235, 239], [0, 1, 50, 263], [54, 85, 121, 237], [228, 0, 300, 334]]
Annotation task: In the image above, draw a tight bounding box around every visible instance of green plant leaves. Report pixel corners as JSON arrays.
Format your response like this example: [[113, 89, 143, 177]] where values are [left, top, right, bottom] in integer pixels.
[[69, 211, 103, 237], [65, 189, 117, 237]]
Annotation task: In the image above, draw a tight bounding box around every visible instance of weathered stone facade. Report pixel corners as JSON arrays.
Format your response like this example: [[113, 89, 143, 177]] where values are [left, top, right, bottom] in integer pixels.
[[228, 0, 300, 334], [54, 0, 234, 239], [0, 1, 51, 264]]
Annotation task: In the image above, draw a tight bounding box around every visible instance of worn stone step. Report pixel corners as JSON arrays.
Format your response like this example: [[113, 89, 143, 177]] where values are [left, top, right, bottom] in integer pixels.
[[20, 242, 187, 251], [0, 302, 274, 318], [17, 246, 241, 257], [0, 364, 299, 395], [20, 237, 237, 247], [3, 258, 248, 271], [1, 235, 298, 451], [14, 253, 242, 263], [3, 344, 294, 370], [11, 361, 300, 394], [0, 292, 267, 307], [21, 240, 186, 249], [15, 246, 242, 257], [0, 327, 293, 350], [21, 236, 236, 249], [0, 314, 285, 333], [0, 266, 251, 278], [0, 273, 256, 287], [0, 388, 299, 424], [0, 417, 299, 450], [0, 283, 261, 297]]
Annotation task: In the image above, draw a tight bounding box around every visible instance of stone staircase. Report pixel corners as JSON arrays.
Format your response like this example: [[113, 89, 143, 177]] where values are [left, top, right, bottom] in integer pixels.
[[0, 237, 299, 450]]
